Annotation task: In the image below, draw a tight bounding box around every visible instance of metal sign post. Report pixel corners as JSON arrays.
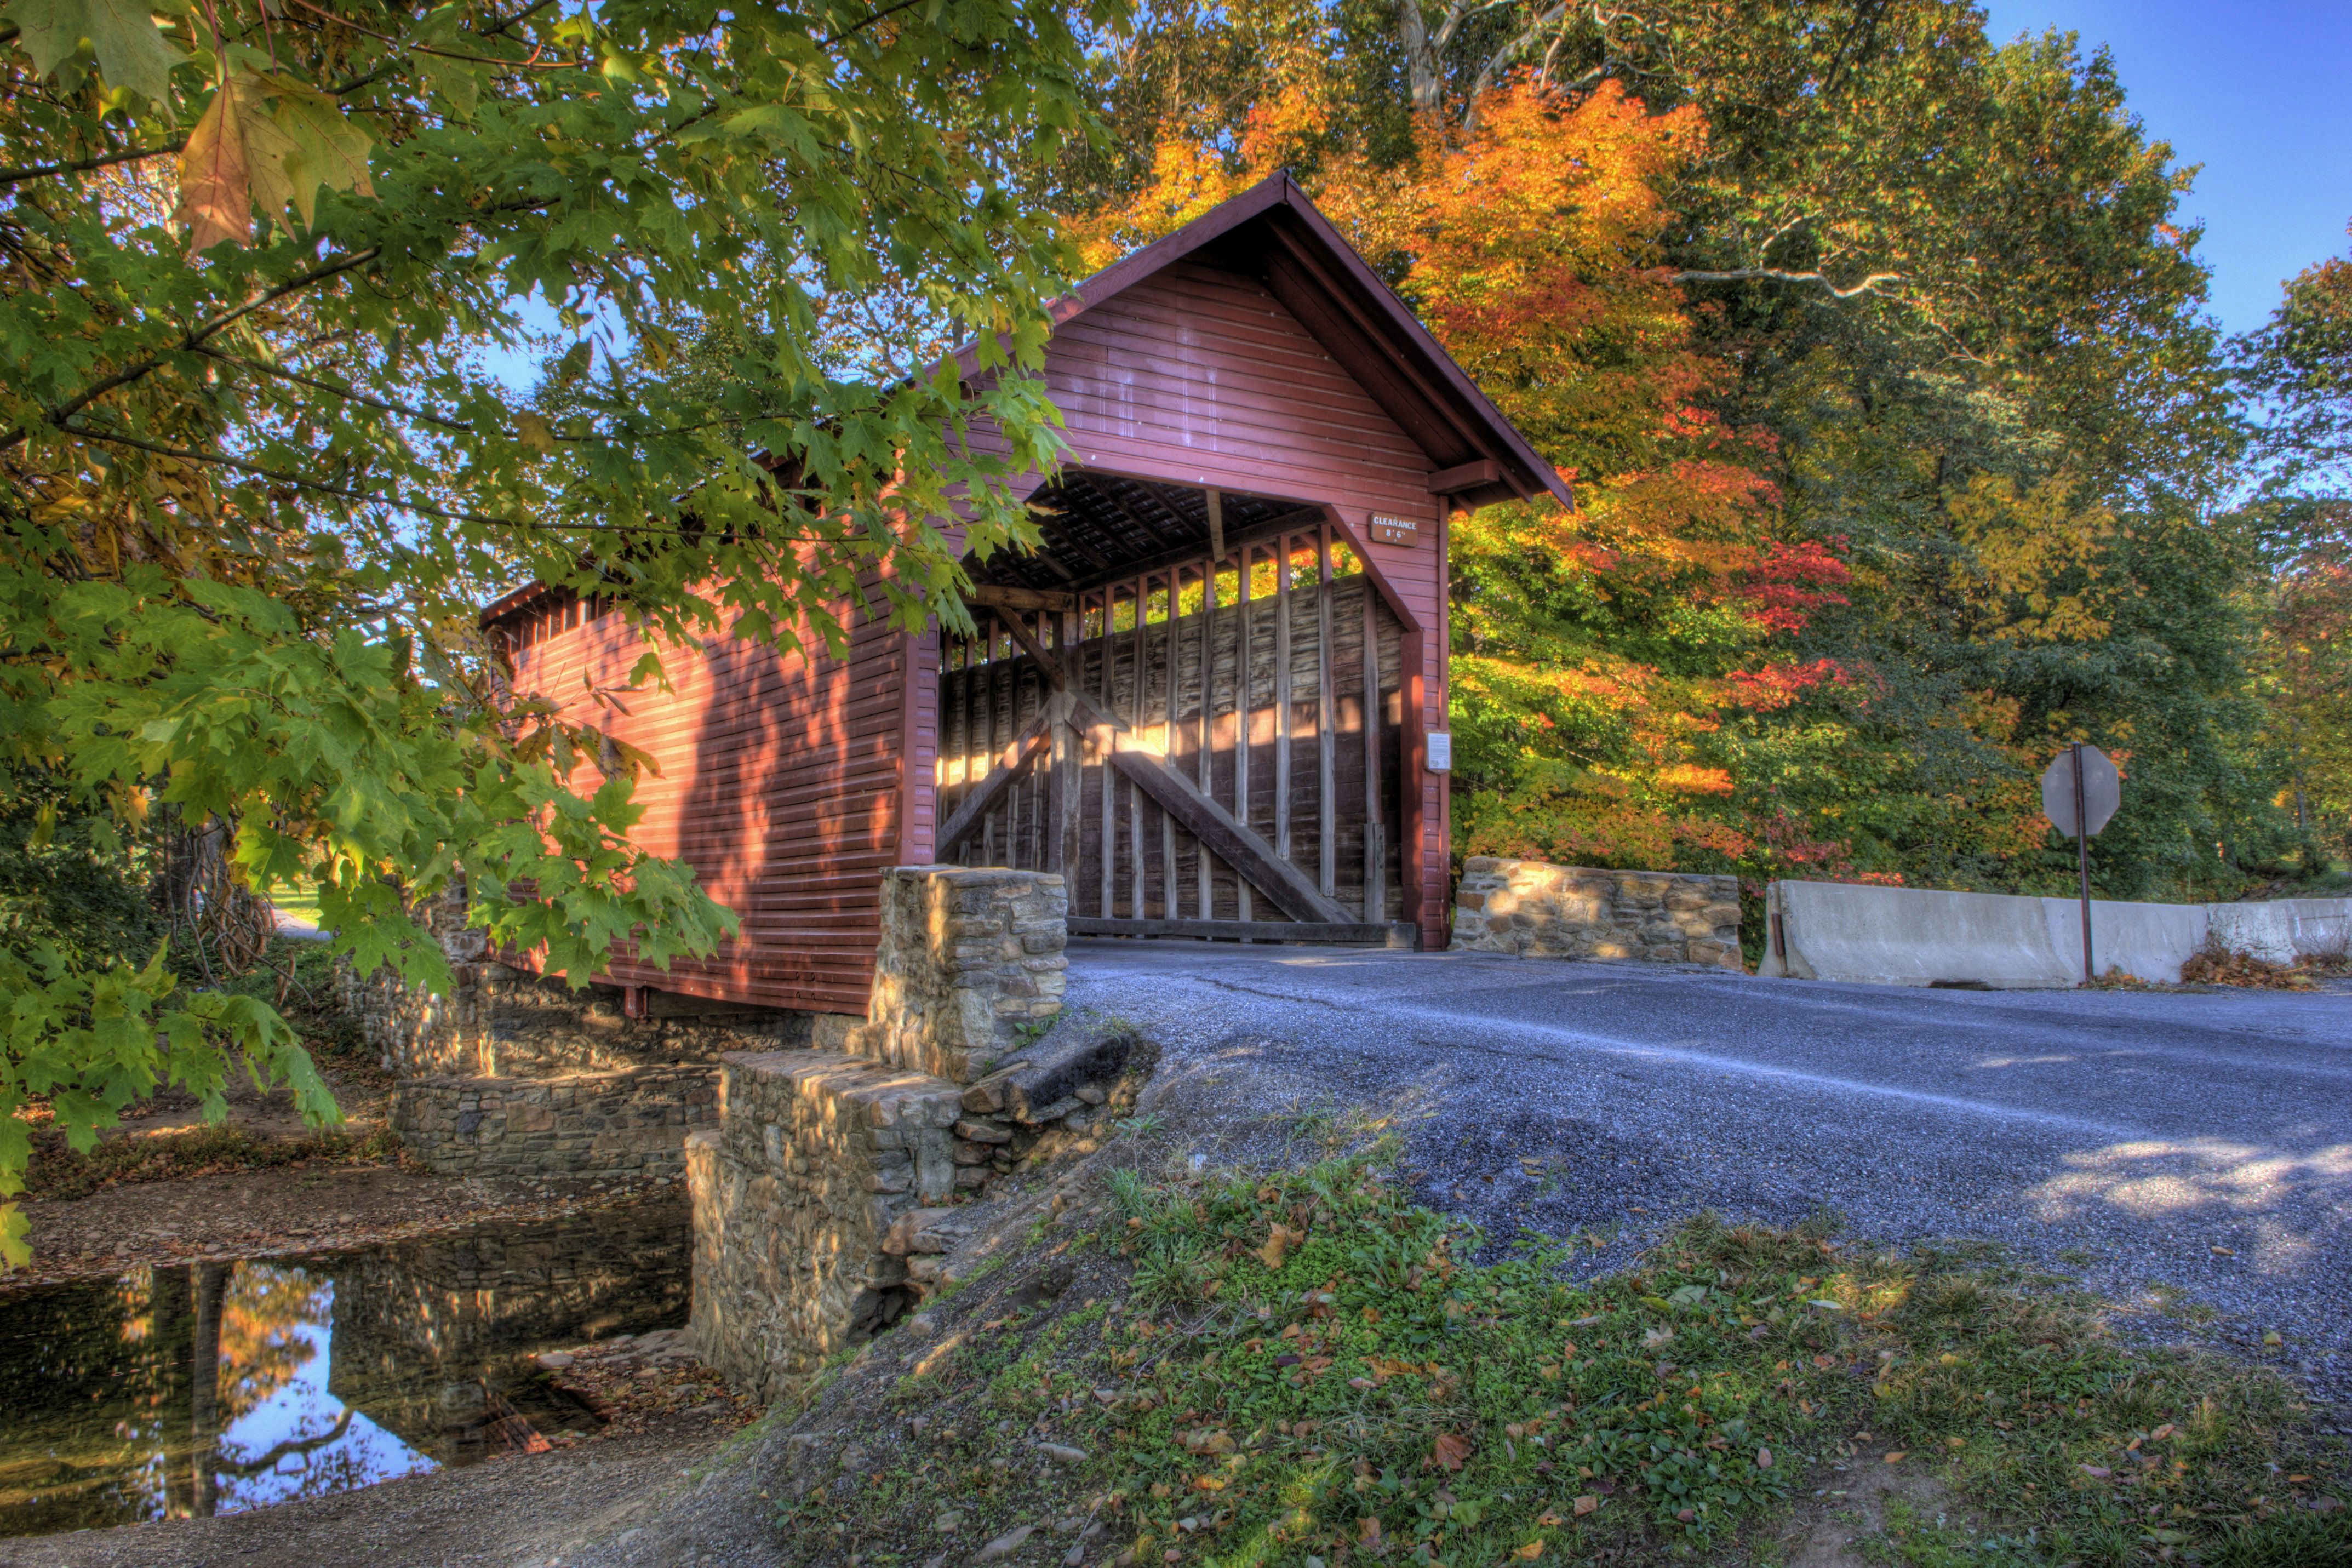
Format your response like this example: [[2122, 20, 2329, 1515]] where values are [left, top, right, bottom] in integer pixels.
[[2041, 743, 2120, 984]]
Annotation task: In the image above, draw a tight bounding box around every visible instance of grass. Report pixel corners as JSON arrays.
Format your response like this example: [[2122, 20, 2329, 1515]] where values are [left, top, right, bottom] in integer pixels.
[[267, 881, 324, 929], [23, 1121, 404, 1200], [779, 1149, 2350, 1568]]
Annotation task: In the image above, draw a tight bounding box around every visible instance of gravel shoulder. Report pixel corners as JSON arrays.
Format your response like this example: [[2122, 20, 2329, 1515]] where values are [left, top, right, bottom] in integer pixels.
[[1060, 940, 2352, 1409]]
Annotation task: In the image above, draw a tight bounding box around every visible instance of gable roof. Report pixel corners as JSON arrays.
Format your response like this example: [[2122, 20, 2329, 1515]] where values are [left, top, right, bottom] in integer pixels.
[[1050, 171, 1571, 514]]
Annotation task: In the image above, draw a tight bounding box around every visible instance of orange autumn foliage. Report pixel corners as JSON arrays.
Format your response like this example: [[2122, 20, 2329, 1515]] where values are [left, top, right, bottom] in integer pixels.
[[1074, 80, 1873, 896]]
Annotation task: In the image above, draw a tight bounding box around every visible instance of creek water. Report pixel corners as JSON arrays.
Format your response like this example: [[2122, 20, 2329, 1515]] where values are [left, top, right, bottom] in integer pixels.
[[0, 1199, 690, 1538]]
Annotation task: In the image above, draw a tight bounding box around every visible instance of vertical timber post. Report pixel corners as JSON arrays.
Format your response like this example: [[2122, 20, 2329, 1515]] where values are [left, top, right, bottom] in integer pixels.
[[1160, 572, 1178, 918], [1234, 547, 1253, 924], [1054, 605, 1082, 878], [1361, 576, 1385, 923], [1275, 537, 1293, 865], [1316, 523, 1337, 901], [1198, 562, 1217, 917]]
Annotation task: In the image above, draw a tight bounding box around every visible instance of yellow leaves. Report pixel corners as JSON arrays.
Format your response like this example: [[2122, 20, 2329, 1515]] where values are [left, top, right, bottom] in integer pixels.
[[1192, 1474, 1227, 1493], [1511, 1542, 1544, 1560], [1180, 1427, 1236, 1456], [176, 71, 255, 257], [1944, 473, 2121, 643], [1654, 764, 1734, 796], [174, 66, 376, 260]]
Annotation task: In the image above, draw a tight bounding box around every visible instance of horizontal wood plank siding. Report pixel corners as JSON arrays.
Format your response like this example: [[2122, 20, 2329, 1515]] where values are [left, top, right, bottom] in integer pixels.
[[502, 599, 905, 1014]]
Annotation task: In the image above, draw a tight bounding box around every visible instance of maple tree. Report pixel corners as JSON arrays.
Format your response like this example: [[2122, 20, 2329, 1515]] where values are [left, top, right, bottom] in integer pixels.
[[0, 0, 1120, 1261]]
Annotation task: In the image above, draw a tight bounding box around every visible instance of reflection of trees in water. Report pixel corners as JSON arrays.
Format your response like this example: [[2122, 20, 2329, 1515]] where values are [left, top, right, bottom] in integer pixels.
[[217, 1263, 331, 1424], [0, 1205, 690, 1538]]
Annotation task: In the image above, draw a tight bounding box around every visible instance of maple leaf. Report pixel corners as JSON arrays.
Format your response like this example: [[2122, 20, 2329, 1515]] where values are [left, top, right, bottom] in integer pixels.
[[3, 0, 185, 105], [1428, 1432, 1471, 1472], [175, 72, 254, 257], [256, 70, 376, 222]]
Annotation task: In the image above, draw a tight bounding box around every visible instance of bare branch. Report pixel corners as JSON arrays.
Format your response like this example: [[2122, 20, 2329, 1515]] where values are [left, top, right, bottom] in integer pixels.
[[1468, 2, 1567, 121], [191, 346, 474, 432], [1670, 266, 1906, 300], [817, 0, 931, 51], [0, 139, 186, 188], [53, 420, 822, 539], [283, 0, 588, 70]]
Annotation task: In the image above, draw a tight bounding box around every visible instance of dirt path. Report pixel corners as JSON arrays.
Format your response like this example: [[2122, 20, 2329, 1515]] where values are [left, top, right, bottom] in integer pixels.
[[0, 1420, 739, 1568]]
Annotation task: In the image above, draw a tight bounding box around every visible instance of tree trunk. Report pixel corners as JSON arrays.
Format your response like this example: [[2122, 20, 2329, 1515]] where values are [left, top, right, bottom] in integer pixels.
[[189, 1261, 228, 1518], [1399, 0, 1444, 113]]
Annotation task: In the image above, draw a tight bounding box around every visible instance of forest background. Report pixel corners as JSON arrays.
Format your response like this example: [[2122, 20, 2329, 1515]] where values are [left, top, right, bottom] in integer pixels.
[[4, 0, 2352, 1261], [1052, 0, 2352, 909]]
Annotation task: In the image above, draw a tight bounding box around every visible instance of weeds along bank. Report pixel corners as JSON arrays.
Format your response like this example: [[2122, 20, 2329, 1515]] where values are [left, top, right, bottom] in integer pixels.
[[588, 1135, 2351, 1568]]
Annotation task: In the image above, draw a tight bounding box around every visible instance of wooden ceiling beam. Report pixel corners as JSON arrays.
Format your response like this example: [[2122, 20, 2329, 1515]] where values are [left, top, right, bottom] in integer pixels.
[[966, 583, 1077, 615]]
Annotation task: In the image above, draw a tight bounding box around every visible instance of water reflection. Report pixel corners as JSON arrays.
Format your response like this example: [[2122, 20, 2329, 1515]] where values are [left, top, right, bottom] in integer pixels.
[[0, 1202, 689, 1537]]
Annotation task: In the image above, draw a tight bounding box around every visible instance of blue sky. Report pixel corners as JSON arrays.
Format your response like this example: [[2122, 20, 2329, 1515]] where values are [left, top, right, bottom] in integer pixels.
[[1979, 0, 2352, 336]]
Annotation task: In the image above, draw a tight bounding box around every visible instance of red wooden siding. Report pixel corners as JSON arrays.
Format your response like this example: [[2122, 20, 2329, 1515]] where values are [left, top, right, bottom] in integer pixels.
[[502, 596, 908, 1014], [1005, 260, 1453, 948], [489, 207, 1538, 1004]]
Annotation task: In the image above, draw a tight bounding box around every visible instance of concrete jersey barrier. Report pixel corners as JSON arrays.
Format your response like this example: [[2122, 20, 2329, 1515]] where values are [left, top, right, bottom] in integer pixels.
[[1757, 880, 2351, 988]]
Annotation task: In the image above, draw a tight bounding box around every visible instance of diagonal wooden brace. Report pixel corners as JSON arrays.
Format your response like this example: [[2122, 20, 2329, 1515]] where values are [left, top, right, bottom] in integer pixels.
[[936, 690, 1072, 857], [993, 611, 1128, 732], [1105, 739, 1350, 925]]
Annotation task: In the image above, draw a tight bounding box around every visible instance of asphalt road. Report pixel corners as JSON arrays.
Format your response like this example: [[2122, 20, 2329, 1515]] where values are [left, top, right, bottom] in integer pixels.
[[1066, 940, 2352, 1411]]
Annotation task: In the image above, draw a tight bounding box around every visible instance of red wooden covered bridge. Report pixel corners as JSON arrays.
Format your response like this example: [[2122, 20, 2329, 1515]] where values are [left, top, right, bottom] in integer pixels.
[[484, 174, 1570, 1016]]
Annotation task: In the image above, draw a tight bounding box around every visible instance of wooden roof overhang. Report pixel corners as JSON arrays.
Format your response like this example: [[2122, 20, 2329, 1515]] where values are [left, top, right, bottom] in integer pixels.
[[1032, 171, 1569, 516], [962, 173, 1570, 599], [484, 174, 1566, 636]]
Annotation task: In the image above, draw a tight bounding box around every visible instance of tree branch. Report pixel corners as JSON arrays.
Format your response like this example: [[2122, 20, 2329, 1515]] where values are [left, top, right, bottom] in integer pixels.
[[53, 420, 812, 539], [282, 0, 588, 69], [1670, 266, 1905, 300], [0, 246, 384, 454], [0, 139, 186, 188], [817, 0, 931, 50], [190, 345, 474, 432]]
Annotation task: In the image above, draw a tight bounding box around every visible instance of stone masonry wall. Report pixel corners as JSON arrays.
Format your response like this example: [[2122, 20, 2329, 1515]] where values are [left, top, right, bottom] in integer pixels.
[[1451, 856, 1744, 970], [686, 865, 1154, 1407], [851, 866, 1068, 1084], [686, 1050, 966, 1404], [392, 1065, 719, 1177], [342, 957, 825, 1081]]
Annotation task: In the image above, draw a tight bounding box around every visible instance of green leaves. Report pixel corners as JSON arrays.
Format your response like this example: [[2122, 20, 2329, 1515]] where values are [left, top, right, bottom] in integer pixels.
[[1, 0, 1126, 1266], [1, 0, 185, 104]]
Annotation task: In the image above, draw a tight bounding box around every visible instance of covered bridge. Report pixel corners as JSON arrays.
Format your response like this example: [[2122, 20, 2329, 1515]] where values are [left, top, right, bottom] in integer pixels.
[[483, 174, 1570, 1016]]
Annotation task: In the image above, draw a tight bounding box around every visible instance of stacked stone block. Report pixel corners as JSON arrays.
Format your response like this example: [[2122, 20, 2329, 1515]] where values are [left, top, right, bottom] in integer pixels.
[[851, 866, 1070, 1081], [690, 863, 1154, 1405], [685, 1051, 965, 1404], [1451, 856, 1744, 970], [391, 1066, 718, 1178], [339, 887, 815, 1181]]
